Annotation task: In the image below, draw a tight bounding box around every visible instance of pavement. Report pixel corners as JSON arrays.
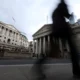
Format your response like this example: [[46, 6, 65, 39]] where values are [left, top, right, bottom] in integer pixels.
[[0, 63, 79, 80]]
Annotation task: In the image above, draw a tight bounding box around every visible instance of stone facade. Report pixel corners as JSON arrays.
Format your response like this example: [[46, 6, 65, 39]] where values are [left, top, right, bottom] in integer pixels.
[[32, 20, 80, 58], [28, 41, 33, 53], [0, 21, 28, 49]]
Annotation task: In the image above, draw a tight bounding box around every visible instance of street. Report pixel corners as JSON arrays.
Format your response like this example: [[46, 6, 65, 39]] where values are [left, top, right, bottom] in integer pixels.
[[0, 59, 79, 80], [0, 63, 79, 80]]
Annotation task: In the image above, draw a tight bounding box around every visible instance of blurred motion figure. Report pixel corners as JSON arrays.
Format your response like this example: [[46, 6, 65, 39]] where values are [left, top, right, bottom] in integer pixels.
[[32, 0, 80, 79], [51, 0, 80, 77]]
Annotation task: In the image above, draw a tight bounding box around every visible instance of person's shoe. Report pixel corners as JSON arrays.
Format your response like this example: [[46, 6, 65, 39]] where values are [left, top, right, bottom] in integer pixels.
[[73, 69, 80, 78], [37, 74, 46, 80], [73, 74, 80, 78]]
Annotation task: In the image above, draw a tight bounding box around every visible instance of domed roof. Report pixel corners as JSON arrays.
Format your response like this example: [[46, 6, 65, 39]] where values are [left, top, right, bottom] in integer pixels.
[[20, 33, 28, 41]]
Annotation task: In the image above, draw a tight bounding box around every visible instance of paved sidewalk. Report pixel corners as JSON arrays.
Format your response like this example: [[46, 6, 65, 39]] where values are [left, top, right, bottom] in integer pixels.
[[0, 64, 79, 80]]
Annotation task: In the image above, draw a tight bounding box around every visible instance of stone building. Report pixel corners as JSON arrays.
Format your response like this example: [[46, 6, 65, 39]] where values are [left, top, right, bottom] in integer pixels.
[[32, 20, 80, 58], [28, 41, 33, 53], [0, 21, 29, 52]]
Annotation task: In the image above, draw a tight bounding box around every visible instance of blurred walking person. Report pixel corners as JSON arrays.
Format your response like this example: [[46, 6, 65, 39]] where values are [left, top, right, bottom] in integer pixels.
[[31, 0, 80, 80], [51, 0, 80, 77]]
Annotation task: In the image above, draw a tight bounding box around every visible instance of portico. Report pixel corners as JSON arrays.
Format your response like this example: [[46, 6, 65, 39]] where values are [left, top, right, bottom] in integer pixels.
[[32, 24, 70, 58], [32, 23, 80, 58]]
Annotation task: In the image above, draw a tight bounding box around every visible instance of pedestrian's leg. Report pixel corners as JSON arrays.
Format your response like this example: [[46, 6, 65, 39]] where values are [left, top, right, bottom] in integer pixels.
[[32, 56, 46, 80], [67, 37, 80, 76]]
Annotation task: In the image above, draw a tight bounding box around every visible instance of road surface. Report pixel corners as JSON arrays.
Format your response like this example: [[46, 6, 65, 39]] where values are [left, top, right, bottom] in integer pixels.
[[0, 58, 72, 65], [0, 59, 79, 80]]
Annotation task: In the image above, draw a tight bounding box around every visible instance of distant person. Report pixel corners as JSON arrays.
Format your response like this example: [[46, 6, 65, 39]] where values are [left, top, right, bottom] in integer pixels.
[[51, 0, 80, 77]]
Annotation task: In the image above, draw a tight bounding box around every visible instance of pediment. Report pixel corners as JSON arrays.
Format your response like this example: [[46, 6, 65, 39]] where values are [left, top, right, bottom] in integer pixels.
[[33, 24, 52, 37]]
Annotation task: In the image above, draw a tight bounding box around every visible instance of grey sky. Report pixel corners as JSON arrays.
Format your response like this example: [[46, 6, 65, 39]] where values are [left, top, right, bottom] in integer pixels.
[[0, 0, 80, 41]]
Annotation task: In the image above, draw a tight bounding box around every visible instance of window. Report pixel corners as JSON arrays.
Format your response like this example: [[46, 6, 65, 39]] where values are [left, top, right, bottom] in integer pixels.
[[7, 39, 11, 43], [4, 37, 6, 39], [2, 26, 4, 29], [6, 28, 8, 31], [9, 30, 12, 37], [4, 40, 5, 43]]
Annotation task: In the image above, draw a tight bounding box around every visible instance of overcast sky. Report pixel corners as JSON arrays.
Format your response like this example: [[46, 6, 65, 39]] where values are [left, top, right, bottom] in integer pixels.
[[0, 0, 80, 41]]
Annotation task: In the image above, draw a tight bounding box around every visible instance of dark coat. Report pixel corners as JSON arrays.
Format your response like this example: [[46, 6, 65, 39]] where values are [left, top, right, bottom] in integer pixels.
[[52, 0, 71, 38]]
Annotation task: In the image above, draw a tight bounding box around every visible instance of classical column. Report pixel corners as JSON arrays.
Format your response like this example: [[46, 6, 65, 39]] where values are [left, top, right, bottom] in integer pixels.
[[17, 34, 20, 41], [17, 33, 19, 41], [4, 28, 7, 35], [1, 27, 4, 35], [16, 33, 17, 40], [43, 36, 46, 55], [59, 38, 63, 57], [31, 40, 35, 57], [14, 32, 15, 38], [15, 33, 16, 40], [11, 32, 13, 38], [0, 27, 2, 34], [39, 38, 41, 55], [33, 40, 35, 53], [48, 35, 50, 53], [2, 28, 5, 35], [10, 31, 12, 37], [35, 39, 38, 54]]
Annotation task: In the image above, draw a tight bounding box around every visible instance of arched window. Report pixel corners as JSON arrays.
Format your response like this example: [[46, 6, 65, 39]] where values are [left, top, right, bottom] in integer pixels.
[[7, 39, 11, 43]]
